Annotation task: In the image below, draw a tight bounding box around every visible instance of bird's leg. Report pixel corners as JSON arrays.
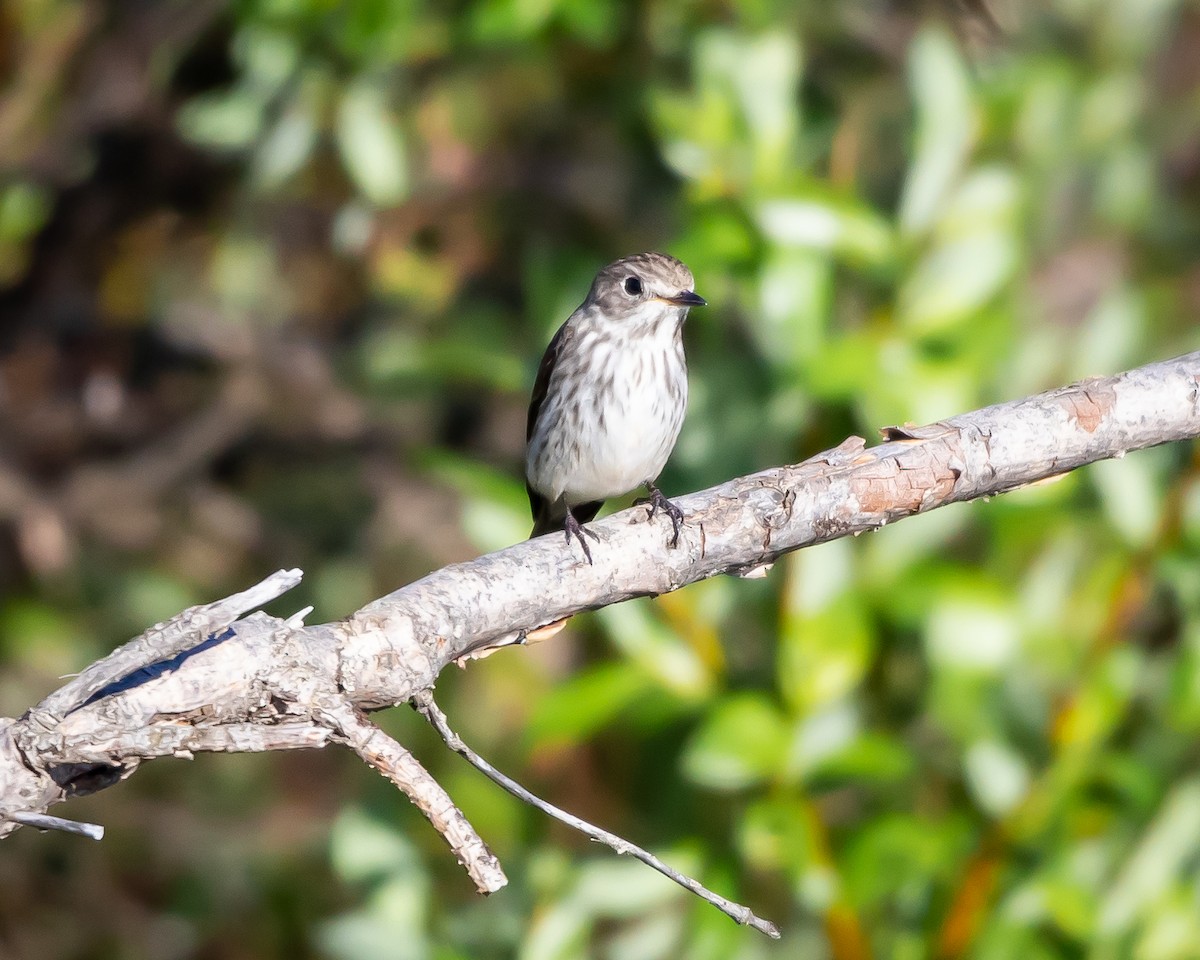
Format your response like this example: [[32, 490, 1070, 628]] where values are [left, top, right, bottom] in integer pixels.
[[635, 480, 685, 548], [563, 508, 600, 564]]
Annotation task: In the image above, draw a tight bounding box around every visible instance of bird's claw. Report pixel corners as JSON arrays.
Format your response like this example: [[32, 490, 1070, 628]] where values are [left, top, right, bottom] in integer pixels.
[[563, 511, 599, 564], [636, 485, 684, 548]]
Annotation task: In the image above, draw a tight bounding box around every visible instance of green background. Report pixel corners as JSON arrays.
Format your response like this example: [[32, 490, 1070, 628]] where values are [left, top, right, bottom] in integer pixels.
[[2, 0, 1200, 957]]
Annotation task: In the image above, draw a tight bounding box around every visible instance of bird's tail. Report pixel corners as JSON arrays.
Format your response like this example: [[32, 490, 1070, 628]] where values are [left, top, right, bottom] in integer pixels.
[[530, 508, 560, 540], [528, 491, 604, 539]]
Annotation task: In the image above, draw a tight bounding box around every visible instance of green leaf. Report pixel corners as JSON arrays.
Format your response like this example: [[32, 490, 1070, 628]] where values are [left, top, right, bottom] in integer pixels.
[[1089, 448, 1166, 549], [361, 327, 527, 391], [418, 450, 529, 552], [0, 600, 80, 671], [964, 739, 1031, 818], [471, 0, 560, 43], [898, 232, 1017, 333], [755, 194, 895, 267], [738, 796, 815, 873], [778, 545, 875, 715], [682, 693, 790, 791], [0, 182, 51, 242], [526, 662, 656, 748], [806, 733, 915, 785], [318, 877, 430, 960], [898, 165, 1022, 333], [924, 582, 1021, 674], [598, 601, 714, 702], [178, 89, 267, 150], [573, 857, 690, 916], [842, 813, 974, 911], [252, 97, 318, 188], [747, 248, 831, 370], [899, 25, 977, 237], [329, 807, 423, 884], [1099, 779, 1200, 938], [337, 81, 409, 206]]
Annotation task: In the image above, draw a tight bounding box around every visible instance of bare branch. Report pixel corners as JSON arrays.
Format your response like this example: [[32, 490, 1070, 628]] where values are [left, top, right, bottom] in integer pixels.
[[0, 351, 1197, 936], [36, 720, 334, 766], [338, 349, 1200, 693], [30, 569, 303, 723], [6, 811, 104, 840], [318, 699, 507, 895], [413, 691, 780, 938]]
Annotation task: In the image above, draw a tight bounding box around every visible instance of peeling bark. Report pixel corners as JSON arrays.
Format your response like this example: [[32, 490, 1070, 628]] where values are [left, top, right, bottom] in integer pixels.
[[0, 350, 1196, 931]]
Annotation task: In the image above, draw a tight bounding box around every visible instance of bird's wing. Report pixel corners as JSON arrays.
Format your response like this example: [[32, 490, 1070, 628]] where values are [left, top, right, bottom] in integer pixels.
[[527, 322, 568, 442], [526, 323, 568, 529], [525, 322, 604, 535]]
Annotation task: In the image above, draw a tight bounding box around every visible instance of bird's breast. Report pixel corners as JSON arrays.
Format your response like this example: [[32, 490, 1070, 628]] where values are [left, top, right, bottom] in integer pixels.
[[548, 333, 687, 503]]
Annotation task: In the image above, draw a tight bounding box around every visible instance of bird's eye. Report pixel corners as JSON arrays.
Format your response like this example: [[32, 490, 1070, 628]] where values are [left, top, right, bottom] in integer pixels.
[[622, 276, 643, 297]]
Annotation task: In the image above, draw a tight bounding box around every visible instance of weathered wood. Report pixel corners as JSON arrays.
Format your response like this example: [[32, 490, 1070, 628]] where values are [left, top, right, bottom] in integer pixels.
[[0, 351, 1196, 929]]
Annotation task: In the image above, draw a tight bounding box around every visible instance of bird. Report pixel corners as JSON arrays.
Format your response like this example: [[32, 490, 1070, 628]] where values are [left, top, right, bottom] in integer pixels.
[[525, 252, 705, 563]]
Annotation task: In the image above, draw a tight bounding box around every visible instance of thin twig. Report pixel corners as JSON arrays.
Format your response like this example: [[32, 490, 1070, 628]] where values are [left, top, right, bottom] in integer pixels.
[[8, 811, 104, 840], [412, 690, 781, 940]]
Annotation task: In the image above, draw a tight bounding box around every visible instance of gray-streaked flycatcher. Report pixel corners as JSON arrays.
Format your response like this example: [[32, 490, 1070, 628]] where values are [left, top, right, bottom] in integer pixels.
[[525, 252, 706, 563]]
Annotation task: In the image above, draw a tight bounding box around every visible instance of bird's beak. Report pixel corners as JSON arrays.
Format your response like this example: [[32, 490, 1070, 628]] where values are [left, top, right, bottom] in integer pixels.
[[659, 290, 707, 307]]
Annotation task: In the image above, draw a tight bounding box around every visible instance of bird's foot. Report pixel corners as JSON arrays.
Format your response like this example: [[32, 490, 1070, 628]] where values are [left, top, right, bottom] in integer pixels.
[[563, 511, 600, 564], [635, 483, 684, 548]]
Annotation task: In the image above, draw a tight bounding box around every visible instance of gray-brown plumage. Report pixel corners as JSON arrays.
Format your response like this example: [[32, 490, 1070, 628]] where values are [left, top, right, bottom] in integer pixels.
[[525, 252, 705, 562]]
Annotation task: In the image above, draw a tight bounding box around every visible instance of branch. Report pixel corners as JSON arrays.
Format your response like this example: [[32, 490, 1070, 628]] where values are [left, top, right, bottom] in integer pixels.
[[413, 691, 780, 938], [0, 351, 1196, 936], [7, 811, 104, 840], [31, 569, 303, 723], [319, 698, 507, 894]]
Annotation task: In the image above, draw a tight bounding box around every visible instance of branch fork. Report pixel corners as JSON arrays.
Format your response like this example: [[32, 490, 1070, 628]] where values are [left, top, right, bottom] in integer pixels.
[[2, 351, 1199, 939]]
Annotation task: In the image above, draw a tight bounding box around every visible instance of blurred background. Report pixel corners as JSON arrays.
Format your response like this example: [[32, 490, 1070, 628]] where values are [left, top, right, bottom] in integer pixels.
[[2, 0, 1200, 957]]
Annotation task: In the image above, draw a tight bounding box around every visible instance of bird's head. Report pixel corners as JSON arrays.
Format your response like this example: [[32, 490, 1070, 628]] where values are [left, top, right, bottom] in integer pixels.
[[585, 252, 706, 333]]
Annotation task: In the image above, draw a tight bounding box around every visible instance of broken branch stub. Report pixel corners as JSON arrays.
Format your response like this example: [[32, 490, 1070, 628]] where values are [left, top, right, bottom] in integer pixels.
[[0, 350, 1197, 937]]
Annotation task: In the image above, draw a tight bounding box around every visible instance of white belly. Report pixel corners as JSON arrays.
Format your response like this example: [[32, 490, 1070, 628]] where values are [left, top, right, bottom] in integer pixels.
[[528, 332, 687, 506]]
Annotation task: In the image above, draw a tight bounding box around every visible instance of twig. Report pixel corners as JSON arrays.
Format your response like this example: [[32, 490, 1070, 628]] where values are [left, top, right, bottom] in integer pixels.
[[412, 690, 781, 940], [41, 720, 334, 765], [7, 811, 104, 840], [317, 699, 507, 895]]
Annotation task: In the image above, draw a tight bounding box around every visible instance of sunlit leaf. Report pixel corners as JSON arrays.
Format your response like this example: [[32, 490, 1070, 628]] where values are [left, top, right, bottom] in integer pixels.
[[526, 662, 656, 747], [253, 98, 318, 188], [598, 602, 714, 702], [964, 740, 1031, 817], [337, 81, 409, 206], [682, 693, 790, 790], [178, 89, 267, 150], [329, 807, 423, 884], [899, 25, 977, 237], [924, 583, 1021, 674], [738, 796, 815, 872], [1099, 779, 1200, 938]]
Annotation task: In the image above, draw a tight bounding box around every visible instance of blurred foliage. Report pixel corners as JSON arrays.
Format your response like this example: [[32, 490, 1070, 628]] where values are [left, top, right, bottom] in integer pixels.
[[1, 0, 1200, 958]]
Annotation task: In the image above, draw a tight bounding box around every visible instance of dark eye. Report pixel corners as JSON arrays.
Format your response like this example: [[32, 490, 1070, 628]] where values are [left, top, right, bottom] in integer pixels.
[[622, 276, 643, 297]]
